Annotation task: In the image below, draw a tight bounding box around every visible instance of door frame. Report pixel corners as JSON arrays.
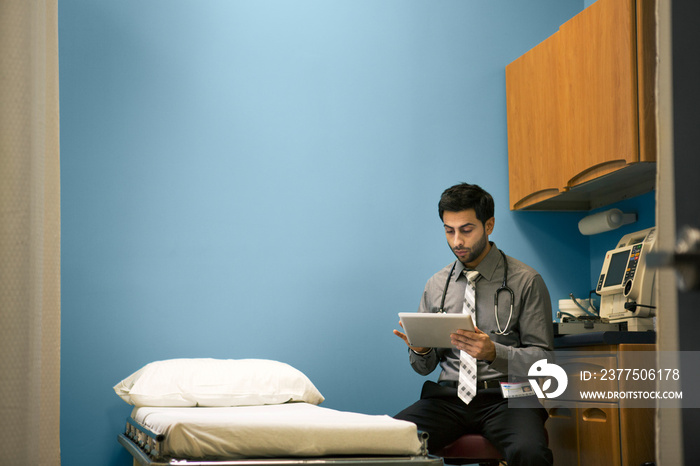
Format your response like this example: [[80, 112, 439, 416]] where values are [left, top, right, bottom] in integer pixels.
[[656, 1, 700, 465]]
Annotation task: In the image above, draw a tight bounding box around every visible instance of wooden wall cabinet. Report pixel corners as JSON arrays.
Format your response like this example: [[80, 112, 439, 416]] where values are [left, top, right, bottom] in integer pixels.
[[506, 0, 657, 211]]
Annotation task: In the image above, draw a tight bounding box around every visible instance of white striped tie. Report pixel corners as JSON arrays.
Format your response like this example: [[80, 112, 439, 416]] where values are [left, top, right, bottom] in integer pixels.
[[458, 270, 479, 405]]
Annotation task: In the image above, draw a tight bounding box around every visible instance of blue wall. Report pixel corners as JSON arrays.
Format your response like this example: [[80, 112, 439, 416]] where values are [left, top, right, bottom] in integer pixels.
[[59, 1, 594, 464]]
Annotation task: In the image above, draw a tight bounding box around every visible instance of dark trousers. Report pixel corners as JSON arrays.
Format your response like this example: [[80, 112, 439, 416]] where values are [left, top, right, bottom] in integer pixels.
[[394, 381, 552, 466]]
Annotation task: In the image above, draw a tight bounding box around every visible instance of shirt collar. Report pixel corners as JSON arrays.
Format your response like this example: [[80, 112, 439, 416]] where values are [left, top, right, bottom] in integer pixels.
[[452, 242, 502, 282]]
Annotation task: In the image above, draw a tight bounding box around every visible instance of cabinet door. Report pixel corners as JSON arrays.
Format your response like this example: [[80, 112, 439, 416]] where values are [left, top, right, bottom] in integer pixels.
[[544, 402, 580, 466], [578, 404, 621, 466], [557, 0, 639, 189], [506, 33, 563, 210], [617, 345, 656, 465]]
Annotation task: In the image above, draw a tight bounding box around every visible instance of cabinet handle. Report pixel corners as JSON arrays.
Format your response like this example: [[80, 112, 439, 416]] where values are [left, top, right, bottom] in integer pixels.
[[566, 159, 628, 188], [513, 188, 561, 210], [582, 408, 608, 422], [548, 407, 574, 419]]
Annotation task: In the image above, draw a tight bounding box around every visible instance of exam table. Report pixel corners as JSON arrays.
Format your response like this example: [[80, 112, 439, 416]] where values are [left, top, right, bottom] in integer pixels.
[[114, 358, 443, 466]]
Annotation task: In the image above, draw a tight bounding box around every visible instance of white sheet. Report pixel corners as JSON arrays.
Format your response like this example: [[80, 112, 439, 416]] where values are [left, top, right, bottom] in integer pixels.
[[130, 403, 423, 459]]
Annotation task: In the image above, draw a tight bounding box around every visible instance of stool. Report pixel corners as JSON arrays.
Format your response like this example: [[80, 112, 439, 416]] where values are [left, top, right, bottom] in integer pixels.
[[433, 434, 503, 466], [434, 429, 548, 466]]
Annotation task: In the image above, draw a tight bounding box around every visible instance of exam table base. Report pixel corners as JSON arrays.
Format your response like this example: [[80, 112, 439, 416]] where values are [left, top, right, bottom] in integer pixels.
[[118, 434, 444, 466]]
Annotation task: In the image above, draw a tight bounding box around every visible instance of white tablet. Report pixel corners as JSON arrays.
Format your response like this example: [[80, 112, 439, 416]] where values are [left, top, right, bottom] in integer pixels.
[[398, 312, 475, 348]]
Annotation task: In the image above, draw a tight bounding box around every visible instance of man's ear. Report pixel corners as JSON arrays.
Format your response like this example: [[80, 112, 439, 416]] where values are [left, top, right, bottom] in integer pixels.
[[485, 217, 495, 235]]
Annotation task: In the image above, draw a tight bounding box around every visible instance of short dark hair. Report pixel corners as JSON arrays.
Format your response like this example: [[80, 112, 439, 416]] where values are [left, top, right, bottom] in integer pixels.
[[438, 183, 495, 224]]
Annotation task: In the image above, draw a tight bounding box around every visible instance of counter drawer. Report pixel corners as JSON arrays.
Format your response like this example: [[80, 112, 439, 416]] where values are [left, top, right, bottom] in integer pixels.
[[555, 356, 618, 400]]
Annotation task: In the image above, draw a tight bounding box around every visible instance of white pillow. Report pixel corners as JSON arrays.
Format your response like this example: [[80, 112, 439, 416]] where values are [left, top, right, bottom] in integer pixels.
[[113, 358, 325, 407]]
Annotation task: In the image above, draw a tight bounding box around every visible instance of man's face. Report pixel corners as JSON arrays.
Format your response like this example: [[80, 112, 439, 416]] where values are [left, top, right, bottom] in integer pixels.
[[443, 209, 494, 268]]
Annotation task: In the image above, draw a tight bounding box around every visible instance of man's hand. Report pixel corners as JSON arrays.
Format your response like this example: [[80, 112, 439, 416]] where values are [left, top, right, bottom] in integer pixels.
[[450, 326, 496, 362], [393, 321, 431, 354]]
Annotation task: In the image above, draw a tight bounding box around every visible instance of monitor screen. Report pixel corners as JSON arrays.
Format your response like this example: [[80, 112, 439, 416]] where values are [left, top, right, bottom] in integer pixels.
[[604, 250, 630, 288]]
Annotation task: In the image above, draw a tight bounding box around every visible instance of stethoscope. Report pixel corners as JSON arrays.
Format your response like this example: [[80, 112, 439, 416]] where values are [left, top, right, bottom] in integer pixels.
[[438, 249, 515, 336]]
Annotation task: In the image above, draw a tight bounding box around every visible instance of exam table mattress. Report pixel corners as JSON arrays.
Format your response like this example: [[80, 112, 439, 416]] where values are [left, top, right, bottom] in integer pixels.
[[126, 402, 424, 460]]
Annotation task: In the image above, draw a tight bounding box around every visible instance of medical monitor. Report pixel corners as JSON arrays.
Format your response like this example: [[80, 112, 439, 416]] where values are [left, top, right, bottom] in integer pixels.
[[602, 250, 632, 289], [596, 227, 655, 297], [596, 227, 657, 330]]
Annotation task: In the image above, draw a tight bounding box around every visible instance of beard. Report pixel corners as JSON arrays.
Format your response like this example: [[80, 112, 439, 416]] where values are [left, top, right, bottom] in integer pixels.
[[451, 231, 488, 266]]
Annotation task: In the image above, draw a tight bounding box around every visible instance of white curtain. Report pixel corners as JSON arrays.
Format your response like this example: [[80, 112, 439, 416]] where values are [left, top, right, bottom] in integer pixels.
[[0, 1, 61, 464]]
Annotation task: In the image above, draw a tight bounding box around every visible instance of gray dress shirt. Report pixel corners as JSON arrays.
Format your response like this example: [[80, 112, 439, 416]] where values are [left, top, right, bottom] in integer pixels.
[[408, 243, 554, 383]]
